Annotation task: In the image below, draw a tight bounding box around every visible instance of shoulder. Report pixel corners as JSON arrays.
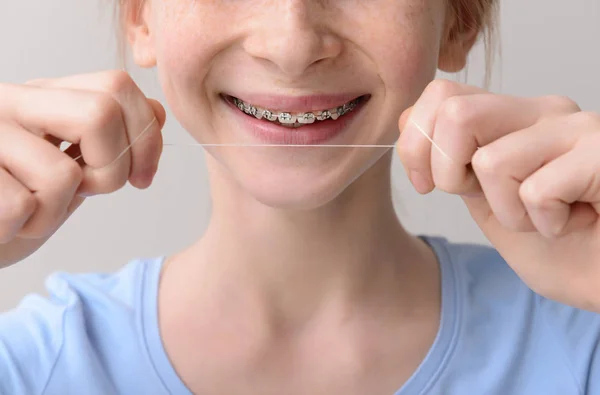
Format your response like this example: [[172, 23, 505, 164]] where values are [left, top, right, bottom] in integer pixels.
[[424, 235, 528, 302], [425, 236, 600, 394], [0, 257, 164, 395], [430, 235, 600, 328]]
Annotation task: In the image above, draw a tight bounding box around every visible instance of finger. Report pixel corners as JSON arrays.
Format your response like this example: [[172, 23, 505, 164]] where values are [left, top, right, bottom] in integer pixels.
[[0, 83, 130, 170], [469, 112, 598, 236], [26, 71, 165, 189], [0, 168, 36, 243], [468, 124, 564, 233], [519, 135, 600, 238], [147, 98, 167, 129], [24, 78, 49, 86], [397, 79, 485, 194], [398, 106, 413, 132], [430, 94, 580, 198], [26, 77, 165, 130], [0, 125, 84, 239]]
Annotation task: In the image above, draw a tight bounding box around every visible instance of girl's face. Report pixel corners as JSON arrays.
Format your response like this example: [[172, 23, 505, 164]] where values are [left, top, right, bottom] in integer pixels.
[[132, 0, 467, 209]]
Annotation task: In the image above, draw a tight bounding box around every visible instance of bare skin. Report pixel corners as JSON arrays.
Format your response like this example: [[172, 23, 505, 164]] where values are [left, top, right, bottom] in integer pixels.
[[13, 0, 600, 394], [157, 155, 442, 394]]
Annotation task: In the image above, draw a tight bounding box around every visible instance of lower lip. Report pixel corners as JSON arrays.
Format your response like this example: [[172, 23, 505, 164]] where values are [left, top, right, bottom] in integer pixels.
[[223, 96, 368, 145]]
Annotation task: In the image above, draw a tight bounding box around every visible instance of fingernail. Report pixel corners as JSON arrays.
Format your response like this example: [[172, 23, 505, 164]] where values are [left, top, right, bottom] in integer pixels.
[[409, 170, 431, 194]]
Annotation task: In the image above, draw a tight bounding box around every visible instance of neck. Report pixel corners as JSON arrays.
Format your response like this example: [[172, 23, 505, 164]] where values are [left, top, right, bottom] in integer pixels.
[[172, 152, 435, 328]]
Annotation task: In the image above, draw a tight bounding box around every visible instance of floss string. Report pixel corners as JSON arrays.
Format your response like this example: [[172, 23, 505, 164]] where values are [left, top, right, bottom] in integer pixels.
[[72, 117, 158, 166], [71, 116, 453, 169]]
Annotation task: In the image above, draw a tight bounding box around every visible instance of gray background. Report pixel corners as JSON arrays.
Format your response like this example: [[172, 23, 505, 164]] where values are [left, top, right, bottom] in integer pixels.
[[0, 1, 598, 311]]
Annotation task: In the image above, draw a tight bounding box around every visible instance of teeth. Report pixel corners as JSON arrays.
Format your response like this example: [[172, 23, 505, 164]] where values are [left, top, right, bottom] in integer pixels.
[[263, 109, 278, 122], [278, 112, 296, 124], [231, 96, 361, 126], [316, 110, 331, 121], [297, 113, 316, 124]]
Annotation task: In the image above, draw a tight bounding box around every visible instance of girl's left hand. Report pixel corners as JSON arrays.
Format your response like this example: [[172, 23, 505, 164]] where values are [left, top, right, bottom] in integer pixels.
[[397, 79, 600, 312]]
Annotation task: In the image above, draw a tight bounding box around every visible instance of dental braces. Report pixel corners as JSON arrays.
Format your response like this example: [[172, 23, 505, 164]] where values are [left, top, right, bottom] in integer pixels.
[[232, 97, 360, 125], [71, 113, 458, 171]]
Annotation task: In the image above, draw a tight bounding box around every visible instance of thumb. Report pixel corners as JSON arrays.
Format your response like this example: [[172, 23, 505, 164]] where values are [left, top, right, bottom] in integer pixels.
[[147, 98, 167, 129], [398, 106, 413, 134]]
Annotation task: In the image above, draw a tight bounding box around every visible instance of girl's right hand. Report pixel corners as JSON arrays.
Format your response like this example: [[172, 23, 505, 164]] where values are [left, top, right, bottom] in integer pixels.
[[0, 70, 166, 267]]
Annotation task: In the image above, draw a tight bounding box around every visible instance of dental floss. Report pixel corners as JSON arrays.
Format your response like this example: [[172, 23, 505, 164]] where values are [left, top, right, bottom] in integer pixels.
[[162, 143, 397, 148], [72, 117, 158, 166], [410, 119, 454, 163], [70, 116, 453, 170]]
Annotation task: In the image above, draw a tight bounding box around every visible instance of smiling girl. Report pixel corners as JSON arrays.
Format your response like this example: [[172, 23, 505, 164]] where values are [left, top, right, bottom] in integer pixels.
[[1, 1, 600, 394]]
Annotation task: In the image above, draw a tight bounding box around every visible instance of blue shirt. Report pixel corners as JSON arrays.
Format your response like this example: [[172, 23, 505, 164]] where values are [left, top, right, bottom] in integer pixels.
[[1, 236, 599, 395]]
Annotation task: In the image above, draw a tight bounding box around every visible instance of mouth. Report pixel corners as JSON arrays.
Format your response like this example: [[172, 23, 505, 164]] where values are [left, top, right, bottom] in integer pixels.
[[221, 93, 370, 144]]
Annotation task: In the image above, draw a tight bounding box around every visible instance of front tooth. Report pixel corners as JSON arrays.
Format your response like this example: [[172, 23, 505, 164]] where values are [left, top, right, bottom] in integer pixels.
[[278, 112, 296, 124], [297, 113, 316, 124], [234, 96, 356, 124]]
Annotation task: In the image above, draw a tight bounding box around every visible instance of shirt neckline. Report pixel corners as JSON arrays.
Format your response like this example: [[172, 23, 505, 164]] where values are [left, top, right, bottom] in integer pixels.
[[138, 235, 462, 395], [139, 256, 194, 395], [394, 235, 462, 394]]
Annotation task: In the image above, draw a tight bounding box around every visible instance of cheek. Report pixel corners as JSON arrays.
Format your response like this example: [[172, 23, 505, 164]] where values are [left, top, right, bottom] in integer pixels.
[[383, 35, 440, 99], [155, 13, 214, 74], [152, 2, 231, 123], [363, 3, 444, 98], [152, 0, 247, 71]]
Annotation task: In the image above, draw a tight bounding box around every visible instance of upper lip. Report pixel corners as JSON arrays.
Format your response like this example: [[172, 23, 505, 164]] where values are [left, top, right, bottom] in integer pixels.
[[225, 93, 367, 113]]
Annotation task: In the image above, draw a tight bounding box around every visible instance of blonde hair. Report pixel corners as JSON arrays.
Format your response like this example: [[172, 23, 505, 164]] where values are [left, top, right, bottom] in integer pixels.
[[447, 0, 500, 87], [111, 0, 499, 86]]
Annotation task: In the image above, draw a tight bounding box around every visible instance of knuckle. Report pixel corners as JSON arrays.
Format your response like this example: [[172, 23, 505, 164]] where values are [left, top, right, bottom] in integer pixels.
[[438, 96, 477, 129], [103, 69, 135, 94], [423, 79, 461, 101], [518, 179, 546, 209], [84, 93, 123, 132], [541, 95, 581, 114], [471, 147, 501, 176]]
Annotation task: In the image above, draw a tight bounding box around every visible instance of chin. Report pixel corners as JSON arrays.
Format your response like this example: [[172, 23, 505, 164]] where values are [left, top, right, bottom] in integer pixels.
[[206, 143, 394, 211], [239, 163, 359, 211]]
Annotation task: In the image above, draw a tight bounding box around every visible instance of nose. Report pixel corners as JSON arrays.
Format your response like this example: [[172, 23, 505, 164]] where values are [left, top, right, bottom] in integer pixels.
[[243, 0, 343, 78]]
